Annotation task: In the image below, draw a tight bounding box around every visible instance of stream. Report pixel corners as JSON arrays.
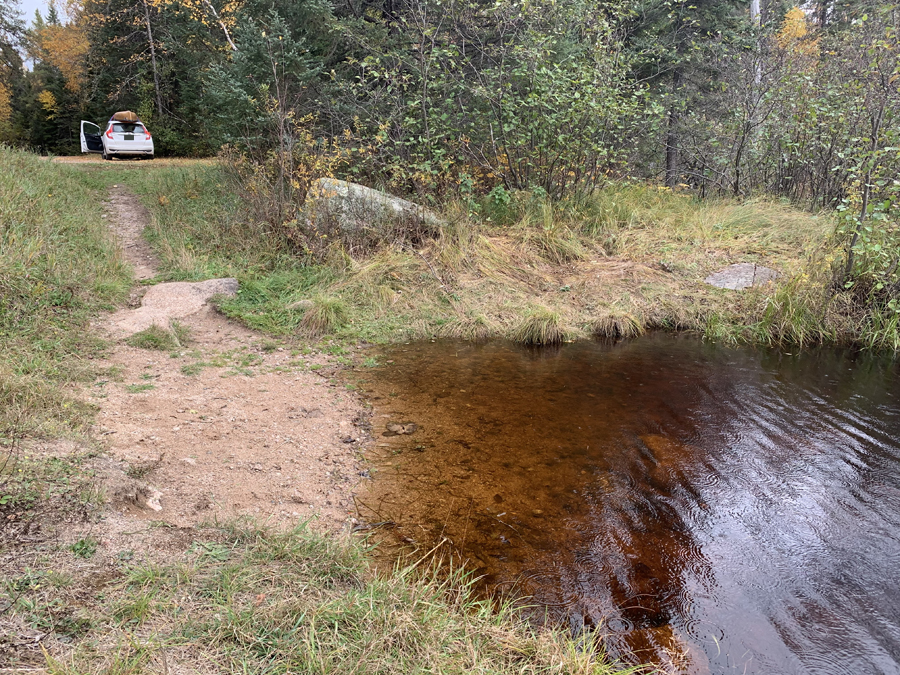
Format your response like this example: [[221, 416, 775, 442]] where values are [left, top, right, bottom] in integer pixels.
[[353, 335, 900, 674]]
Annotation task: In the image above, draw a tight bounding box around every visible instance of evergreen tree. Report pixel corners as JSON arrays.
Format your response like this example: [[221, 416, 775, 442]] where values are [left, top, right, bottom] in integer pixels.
[[622, 0, 749, 186]]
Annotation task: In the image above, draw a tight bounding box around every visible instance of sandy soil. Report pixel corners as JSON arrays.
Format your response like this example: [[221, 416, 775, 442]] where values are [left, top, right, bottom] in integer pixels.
[[91, 186, 368, 538], [0, 187, 371, 669]]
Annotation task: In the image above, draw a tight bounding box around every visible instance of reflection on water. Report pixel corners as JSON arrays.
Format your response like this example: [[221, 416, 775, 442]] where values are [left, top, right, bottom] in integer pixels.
[[354, 335, 900, 674]]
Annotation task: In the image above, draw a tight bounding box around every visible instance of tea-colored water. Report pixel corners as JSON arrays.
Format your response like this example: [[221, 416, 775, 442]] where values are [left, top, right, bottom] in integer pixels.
[[353, 335, 900, 674]]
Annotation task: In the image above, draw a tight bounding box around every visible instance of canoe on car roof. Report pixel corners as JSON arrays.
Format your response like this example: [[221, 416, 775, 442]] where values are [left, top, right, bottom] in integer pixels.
[[110, 110, 140, 123]]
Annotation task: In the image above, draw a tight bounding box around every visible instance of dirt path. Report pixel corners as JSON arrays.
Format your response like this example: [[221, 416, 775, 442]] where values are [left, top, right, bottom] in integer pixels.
[[92, 186, 367, 537]]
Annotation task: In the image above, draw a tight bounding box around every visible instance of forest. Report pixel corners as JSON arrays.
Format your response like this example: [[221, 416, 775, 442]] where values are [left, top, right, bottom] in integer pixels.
[[0, 0, 899, 345]]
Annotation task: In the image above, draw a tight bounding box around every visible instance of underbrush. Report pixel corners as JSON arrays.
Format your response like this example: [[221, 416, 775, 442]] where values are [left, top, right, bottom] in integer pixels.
[[0, 146, 131, 438], [2, 518, 639, 675]]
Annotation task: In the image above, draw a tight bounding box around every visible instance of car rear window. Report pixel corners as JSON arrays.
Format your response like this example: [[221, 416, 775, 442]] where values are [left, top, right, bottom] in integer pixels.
[[112, 123, 146, 133]]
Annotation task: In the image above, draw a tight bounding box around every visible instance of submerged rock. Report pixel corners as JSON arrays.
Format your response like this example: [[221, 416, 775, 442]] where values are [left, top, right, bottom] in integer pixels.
[[384, 422, 418, 437], [704, 263, 778, 290]]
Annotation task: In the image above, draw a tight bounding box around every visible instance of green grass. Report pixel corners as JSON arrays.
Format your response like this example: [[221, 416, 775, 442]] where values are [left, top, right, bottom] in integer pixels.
[[511, 307, 568, 346], [19, 520, 640, 675], [125, 322, 190, 350], [0, 146, 131, 437], [298, 295, 348, 337], [125, 383, 155, 393]]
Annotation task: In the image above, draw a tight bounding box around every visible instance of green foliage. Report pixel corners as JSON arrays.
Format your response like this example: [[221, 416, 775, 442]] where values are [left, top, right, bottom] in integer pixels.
[[340, 0, 641, 197], [70, 537, 99, 558]]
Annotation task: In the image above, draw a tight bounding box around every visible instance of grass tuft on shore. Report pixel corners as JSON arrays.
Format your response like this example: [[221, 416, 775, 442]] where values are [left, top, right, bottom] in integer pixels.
[[512, 307, 568, 345], [299, 295, 348, 337], [592, 313, 644, 340]]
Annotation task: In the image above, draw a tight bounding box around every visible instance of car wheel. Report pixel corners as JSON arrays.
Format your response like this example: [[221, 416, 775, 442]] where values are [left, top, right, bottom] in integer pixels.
[[101, 150, 109, 160]]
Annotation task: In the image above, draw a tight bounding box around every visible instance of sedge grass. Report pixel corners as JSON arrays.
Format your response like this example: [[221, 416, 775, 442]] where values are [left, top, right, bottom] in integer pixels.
[[512, 307, 569, 345], [298, 295, 348, 337]]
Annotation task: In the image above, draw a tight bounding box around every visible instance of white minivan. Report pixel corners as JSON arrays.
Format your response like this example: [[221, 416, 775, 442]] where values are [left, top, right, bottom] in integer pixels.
[[80, 114, 154, 160]]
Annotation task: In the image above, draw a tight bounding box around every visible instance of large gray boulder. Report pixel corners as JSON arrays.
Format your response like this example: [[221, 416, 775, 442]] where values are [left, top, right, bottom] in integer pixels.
[[306, 178, 443, 231]]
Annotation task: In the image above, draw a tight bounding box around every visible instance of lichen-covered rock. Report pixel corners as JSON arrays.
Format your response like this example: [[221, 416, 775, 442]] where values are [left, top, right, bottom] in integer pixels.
[[704, 263, 778, 290], [307, 178, 443, 230]]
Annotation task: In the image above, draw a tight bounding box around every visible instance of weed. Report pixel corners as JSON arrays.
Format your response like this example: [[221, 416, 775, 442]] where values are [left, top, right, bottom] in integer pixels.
[[113, 591, 156, 626], [125, 455, 164, 479], [171, 321, 191, 346], [181, 362, 206, 376], [260, 340, 279, 352], [125, 383, 155, 393], [70, 537, 99, 558], [126, 322, 190, 351]]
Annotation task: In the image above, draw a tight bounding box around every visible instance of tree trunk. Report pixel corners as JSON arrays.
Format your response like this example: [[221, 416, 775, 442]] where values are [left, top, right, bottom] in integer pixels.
[[750, 0, 761, 26], [844, 103, 886, 282], [664, 69, 681, 188], [142, 0, 164, 117], [202, 0, 237, 51], [816, 1, 829, 28]]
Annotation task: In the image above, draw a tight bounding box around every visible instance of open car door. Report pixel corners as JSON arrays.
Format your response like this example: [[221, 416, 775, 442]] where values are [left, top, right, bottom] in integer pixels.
[[80, 121, 103, 153]]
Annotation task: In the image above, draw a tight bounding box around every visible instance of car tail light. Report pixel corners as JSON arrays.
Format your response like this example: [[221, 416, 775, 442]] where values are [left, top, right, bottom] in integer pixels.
[[106, 128, 113, 139], [145, 129, 152, 140]]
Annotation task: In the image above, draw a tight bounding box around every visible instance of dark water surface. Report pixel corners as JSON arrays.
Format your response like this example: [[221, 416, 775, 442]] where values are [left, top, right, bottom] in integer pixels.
[[354, 335, 900, 674]]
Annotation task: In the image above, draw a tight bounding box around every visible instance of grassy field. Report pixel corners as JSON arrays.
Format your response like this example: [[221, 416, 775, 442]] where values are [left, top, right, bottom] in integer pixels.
[[6, 518, 640, 675], [115, 158, 891, 351], [0, 147, 132, 439]]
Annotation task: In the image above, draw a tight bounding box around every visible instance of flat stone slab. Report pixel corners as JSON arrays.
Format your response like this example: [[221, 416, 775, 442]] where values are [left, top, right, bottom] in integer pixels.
[[108, 278, 238, 336], [704, 263, 778, 290]]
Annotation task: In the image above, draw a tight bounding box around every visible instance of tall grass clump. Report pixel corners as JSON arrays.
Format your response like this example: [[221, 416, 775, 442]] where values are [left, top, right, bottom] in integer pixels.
[[592, 313, 644, 340], [511, 307, 568, 345], [0, 146, 130, 436], [298, 295, 348, 337], [515, 199, 585, 264]]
